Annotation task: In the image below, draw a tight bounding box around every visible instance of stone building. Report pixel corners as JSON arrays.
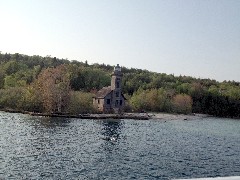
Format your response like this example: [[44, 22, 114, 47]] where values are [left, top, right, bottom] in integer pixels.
[[93, 64, 126, 113]]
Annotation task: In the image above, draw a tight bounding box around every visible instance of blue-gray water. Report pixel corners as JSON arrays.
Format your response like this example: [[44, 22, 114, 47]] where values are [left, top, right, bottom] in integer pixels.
[[1, 112, 240, 180]]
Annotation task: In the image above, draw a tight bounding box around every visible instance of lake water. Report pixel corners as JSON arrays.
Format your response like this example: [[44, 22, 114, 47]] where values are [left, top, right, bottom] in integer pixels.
[[1, 112, 240, 180]]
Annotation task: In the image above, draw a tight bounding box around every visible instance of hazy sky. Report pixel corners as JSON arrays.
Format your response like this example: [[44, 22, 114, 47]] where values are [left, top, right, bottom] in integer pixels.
[[0, 0, 240, 82]]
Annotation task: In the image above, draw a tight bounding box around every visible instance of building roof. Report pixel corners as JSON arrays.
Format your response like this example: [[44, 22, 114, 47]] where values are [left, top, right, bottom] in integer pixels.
[[95, 86, 112, 98]]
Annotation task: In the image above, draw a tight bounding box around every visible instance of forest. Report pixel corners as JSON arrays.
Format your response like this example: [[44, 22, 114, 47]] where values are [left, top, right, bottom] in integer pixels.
[[0, 52, 239, 118]]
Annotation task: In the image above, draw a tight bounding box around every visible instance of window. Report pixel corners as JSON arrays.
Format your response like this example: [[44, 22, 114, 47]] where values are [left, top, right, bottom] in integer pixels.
[[116, 92, 119, 97], [116, 82, 120, 88], [120, 100, 122, 106], [98, 99, 100, 104], [116, 78, 120, 88], [107, 99, 110, 104], [115, 100, 119, 106]]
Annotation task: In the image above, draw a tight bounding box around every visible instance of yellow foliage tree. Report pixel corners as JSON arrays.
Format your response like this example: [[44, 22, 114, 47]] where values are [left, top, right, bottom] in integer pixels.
[[172, 94, 193, 114]]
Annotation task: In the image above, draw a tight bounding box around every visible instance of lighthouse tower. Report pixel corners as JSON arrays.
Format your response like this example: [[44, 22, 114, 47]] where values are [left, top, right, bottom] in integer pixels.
[[111, 64, 123, 113]]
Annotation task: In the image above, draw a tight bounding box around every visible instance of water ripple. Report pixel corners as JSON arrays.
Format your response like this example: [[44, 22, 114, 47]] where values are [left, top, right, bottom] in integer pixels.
[[1, 112, 240, 179]]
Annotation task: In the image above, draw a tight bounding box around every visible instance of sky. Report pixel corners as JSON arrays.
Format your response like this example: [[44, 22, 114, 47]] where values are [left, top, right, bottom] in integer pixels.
[[0, 0, 240, 82]]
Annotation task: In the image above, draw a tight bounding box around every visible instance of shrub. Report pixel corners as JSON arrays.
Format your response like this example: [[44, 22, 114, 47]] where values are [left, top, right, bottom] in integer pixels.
[[67, 91, 97, 114], [172, 94, 193, 114]]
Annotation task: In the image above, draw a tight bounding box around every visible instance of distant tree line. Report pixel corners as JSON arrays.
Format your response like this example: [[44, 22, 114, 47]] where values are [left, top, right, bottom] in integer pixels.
[[0, 52, 239, 118]]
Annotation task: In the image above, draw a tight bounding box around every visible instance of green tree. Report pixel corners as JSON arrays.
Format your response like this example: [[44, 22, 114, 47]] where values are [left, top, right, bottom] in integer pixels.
[[67, 91, 96, 114], [4, 75, 27, 88], [0, 68, 5, 89], [130, 88, 148, 111], [0, 87, 26, 110], [3, 60, 28, 75]]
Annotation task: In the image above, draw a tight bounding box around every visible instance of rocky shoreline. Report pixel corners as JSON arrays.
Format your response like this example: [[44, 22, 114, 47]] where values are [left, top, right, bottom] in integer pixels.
[[1, 109, 149, 120], [148, 112, 212, 121], [1, 108, 214, 121], [29, 112, 150, 120]]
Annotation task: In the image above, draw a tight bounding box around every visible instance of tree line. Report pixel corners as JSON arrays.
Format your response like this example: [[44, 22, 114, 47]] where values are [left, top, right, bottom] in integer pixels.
[[0, 52, 239, 118]]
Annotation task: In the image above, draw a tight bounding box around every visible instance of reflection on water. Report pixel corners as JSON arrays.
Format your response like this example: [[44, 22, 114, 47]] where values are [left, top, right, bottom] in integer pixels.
[[1, 112, 240, 179], [29, 116, 71, 128], [101, 120, 122, 141]]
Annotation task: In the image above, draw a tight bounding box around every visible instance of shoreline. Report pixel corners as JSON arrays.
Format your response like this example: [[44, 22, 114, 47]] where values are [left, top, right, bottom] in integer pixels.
[[0, 108, 215, 121], [148, 112, 212, 121], [2, 108, 239, 121], [1, 109, 150, 120]]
